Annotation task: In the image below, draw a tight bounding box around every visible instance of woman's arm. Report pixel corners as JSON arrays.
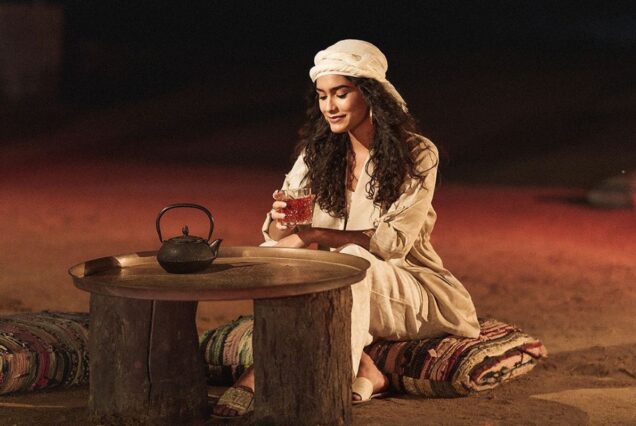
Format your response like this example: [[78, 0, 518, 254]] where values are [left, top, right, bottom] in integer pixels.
[[275, 227, 374, 249], [369, 140, 438, 260]]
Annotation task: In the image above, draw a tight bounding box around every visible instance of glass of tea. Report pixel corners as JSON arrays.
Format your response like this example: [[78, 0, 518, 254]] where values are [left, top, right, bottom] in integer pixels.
[[280, 188, 314, 226]]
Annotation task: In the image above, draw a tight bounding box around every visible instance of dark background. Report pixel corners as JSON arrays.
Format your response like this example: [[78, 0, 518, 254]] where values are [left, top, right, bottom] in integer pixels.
[[2, 1, 635, 186]]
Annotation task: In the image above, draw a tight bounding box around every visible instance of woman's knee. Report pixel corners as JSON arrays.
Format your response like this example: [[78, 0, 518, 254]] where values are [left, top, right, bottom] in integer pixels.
[[337, 243, 370, 258], [337, 244, 383, 279]]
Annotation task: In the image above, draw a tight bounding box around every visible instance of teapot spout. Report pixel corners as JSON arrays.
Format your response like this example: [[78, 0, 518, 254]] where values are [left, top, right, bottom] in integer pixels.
[[209, 239, 223, 258]]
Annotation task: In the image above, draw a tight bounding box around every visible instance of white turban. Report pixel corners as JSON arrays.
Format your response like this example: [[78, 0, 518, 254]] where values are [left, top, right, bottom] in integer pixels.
[[309, 39, 407, 111]]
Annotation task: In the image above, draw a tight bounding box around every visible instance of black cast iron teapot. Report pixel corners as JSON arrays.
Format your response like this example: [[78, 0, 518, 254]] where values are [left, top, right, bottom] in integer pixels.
[[156, 203, 222, 273]]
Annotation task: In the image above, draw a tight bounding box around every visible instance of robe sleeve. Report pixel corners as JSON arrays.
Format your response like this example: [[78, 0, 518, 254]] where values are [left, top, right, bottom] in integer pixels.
[[369, 143, 438, 260]]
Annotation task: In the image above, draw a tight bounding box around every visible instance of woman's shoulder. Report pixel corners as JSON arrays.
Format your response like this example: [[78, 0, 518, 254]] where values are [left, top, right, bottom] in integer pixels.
[[407, 133, 439, 171], [407, 132, 437, 152]]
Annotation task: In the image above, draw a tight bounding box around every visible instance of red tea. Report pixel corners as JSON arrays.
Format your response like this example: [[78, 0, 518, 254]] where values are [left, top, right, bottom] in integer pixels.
[[281, 195, 314, 226]]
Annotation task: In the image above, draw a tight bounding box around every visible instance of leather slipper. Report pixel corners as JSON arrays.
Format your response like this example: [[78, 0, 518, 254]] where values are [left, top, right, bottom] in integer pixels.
[[212, 384, 254, 419], [351, 377, 391, 405]]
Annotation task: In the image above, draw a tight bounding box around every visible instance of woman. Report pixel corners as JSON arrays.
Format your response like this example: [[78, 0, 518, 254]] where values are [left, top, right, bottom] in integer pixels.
[[213, 39, 480, 418]]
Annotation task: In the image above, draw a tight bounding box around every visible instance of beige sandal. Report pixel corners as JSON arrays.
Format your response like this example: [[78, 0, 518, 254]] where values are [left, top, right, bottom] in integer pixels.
[[212, 384, 254, 418], [352, 377, 391, 405]]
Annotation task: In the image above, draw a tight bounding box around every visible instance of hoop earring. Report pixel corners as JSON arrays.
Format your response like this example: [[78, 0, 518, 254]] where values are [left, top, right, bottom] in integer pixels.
[[369, 108, 373, 122]]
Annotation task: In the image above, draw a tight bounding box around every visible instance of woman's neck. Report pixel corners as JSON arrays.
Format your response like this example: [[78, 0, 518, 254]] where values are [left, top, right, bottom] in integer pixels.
[[348, 115, 374, 154]]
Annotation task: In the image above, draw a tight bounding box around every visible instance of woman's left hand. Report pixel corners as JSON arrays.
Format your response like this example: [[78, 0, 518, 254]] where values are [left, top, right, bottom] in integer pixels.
[[275, 230, 312, 248]]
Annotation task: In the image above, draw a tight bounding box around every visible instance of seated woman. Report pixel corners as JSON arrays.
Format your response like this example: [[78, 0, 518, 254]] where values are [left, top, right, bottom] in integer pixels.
[[213, 39, 480, 418]]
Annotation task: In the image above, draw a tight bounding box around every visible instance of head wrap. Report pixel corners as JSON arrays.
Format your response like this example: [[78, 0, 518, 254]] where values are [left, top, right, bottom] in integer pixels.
[[309, 39, 407, 111]]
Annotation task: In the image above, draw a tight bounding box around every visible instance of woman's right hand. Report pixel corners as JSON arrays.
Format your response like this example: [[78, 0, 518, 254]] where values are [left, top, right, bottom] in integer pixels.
[[271, 190, 289, 230]]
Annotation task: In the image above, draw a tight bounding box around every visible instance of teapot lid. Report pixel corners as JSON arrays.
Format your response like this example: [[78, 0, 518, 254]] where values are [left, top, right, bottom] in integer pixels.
[[167, 226, 206, 244]]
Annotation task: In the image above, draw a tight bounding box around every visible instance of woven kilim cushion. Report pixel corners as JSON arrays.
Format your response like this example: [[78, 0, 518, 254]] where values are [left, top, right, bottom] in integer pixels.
[[0, 312, 89, 395], [199, 315, 254, 386], [365, 318, 548, 397], [200, 316, 547, 397]]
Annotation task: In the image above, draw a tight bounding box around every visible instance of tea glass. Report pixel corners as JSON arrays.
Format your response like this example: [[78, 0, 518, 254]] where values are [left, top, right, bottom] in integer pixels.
[[279, 188, 314, 227]]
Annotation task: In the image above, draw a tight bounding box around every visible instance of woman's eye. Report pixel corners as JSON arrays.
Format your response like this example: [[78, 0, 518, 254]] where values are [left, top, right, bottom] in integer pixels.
[[336, 93, 348, 99], [318, 96, 327, 101]]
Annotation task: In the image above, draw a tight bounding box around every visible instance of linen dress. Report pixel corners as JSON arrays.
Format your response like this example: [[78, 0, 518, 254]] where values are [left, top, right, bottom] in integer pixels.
[[262, 135, 480, 376]]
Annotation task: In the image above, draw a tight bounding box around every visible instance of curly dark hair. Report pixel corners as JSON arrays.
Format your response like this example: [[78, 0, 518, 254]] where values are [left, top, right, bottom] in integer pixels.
[[295, 76, 435, 218]]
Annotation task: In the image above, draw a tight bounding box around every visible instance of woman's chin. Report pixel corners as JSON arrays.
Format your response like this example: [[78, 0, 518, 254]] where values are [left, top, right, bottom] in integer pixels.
[[328, 124, 348, 134]]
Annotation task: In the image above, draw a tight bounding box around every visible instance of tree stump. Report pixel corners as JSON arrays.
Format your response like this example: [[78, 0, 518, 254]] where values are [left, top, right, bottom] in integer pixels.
[[253, 287, 353, 425], [89, 294, 208, 425]]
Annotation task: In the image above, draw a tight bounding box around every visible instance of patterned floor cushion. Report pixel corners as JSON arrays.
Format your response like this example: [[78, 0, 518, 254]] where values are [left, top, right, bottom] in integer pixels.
[[199, 315, 253, 386], [0, 312, 89, 395], [366, 318, 548, 397], [200, 316, 547, 397]]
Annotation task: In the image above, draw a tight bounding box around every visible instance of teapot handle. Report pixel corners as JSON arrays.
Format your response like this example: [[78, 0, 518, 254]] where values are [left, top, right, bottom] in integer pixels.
[[156, 203, 214, 243]]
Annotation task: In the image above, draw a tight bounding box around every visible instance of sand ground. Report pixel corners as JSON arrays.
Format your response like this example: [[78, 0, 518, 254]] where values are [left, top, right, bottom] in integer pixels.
[[0, 158, 634, 425]]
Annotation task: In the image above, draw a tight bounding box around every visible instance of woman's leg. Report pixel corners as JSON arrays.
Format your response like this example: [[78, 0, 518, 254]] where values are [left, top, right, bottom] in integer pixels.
[[337, 244, 426, 395]]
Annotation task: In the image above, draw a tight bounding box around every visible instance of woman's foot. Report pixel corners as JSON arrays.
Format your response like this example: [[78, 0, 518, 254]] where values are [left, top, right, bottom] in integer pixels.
[[352, 352, 390, 403], [212, 366, 255, 418]]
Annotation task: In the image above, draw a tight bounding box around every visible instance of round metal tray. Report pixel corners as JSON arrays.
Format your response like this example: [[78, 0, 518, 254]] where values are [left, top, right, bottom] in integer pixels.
[[69, 246, 370, 301]]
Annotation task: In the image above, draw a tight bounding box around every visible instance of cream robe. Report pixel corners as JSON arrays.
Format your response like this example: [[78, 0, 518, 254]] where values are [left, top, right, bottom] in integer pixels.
[[262, 135, 480, 359]]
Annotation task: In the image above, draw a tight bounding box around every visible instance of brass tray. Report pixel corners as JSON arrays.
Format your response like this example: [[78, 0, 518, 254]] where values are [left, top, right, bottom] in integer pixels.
[[69, 246, 370, 301]]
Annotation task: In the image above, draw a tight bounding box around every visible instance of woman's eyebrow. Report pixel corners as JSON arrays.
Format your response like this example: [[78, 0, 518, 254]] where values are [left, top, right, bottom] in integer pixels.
[[316, 85, 352, 93]]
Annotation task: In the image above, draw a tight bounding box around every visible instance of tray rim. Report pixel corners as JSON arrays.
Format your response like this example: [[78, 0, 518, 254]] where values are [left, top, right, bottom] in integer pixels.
[[68, 246, 370, 301]]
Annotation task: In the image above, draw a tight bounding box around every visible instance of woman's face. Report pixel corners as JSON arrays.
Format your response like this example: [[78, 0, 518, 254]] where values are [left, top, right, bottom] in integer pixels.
[[315, 74, 370, 134]]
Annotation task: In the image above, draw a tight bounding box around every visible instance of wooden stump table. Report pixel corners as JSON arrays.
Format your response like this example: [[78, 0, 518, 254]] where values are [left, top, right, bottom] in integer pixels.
[[69, 246, 369, 425]]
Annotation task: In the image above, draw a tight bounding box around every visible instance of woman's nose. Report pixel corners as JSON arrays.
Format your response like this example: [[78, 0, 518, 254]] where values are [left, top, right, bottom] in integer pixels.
[[325, 96, 337, 112]]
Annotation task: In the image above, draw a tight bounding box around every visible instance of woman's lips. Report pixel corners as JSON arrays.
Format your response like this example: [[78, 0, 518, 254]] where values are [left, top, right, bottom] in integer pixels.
[[328, 115, 345, 123]]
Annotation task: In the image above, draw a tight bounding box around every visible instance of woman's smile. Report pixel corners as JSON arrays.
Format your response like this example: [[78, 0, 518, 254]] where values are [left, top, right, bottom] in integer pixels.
[[327, 114, 346, 123]]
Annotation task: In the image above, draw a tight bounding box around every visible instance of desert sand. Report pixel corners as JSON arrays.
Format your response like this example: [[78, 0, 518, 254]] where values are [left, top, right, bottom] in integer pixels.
[[0, 156, 634, 425]]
